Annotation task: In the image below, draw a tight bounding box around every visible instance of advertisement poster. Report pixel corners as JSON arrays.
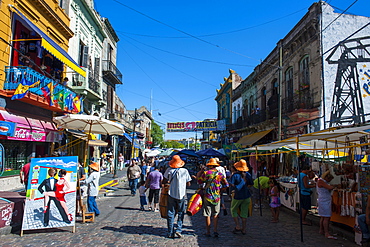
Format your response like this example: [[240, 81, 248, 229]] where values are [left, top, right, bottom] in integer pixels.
[[21, 156, 78, 231]]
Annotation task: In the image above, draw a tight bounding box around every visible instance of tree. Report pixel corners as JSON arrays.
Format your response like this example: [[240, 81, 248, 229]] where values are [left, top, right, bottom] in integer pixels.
[[163, 140, 185, 149], [151, 121, 164, 147]]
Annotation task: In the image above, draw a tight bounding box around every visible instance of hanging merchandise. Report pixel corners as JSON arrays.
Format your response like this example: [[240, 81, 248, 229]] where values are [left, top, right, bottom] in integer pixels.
[[340, 191, 346, 217], [349, 192, 355, 218], [359, 164, 370, 196], [355, 192, 363, 214]]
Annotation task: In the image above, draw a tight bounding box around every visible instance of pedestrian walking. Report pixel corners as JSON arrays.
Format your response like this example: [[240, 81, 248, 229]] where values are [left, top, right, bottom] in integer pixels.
[[127, 160, 141, 196], [230, 159, 253, 235], [20, 159, 31, 191], [146, 165, 163, 212], [138, 180, 147, 211], [298, 166, 316, 225], [317, 171, 337, 239], [140, 160, 148, 183], [269, 177, 282, 223], [196, 158, 229, 237], [252, 175, 270, 209], [163, 155, 192, 239], [86, 162, 100, 217], [118, 153, 124, 170]]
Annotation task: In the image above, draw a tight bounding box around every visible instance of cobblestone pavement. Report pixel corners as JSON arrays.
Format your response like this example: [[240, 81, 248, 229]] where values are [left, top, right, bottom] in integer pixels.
[[1, 177, 358, 247]]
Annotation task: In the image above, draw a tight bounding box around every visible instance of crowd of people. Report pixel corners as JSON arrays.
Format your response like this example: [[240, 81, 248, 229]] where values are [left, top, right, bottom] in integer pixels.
[[18, 152, 370, 244]]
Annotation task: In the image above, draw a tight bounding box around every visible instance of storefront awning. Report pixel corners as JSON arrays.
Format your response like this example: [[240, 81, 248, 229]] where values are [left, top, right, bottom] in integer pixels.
[[123, 133, 140, 149], [0, 110, 58, 142], [236, 129, 273, 147], [10, 6, 86, 77], [68, 130, 108, 147]]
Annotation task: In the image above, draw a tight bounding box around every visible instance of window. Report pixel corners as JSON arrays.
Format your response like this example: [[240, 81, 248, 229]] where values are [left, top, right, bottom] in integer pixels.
[[79, 41, 89, 67], [261, 87, 266, 110], [271, 79, 278, 95], [300, 55, 310, 87], [285, 67, 293, 99], [237, 104, 240, 119]]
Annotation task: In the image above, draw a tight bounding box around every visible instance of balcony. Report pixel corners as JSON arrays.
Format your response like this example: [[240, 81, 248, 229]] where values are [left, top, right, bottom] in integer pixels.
[[102, 60, 122, 85], [282, 89, 315, 114], [3, 66, 78, 113], [71, 68, 101, 101]]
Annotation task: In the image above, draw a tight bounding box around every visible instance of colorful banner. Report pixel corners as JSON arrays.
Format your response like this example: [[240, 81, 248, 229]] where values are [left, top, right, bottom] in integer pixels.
[[166, 120, 226, 132], [22, 156, 78, 231]]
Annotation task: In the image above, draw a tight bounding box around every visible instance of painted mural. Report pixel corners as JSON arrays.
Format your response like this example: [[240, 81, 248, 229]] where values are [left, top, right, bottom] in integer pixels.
[[21, 156, 78, 231], [321, 3, 370, 128]]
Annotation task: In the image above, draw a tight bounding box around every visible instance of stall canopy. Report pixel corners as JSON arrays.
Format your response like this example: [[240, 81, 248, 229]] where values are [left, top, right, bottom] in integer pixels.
[[196, 148, 226, 157], [236, 129, 273, 147], [243, 124, 370, 154], [123, 133, 140, 149]]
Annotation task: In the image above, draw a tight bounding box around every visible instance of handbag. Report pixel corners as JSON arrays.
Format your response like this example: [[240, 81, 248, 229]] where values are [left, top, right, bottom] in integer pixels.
[[159, 169, 179, 219], [186, 190, 203, 216]]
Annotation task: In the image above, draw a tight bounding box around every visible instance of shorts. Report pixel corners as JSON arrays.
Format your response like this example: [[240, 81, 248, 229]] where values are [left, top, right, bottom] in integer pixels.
[[203, 199, 220, 217], [231, 197, 251, 218], [300, 194, 311, 210], [148, 189, 160, 203]]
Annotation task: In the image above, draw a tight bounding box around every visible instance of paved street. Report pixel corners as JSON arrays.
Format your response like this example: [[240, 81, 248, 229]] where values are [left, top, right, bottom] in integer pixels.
[[1, 171, 358, 247]]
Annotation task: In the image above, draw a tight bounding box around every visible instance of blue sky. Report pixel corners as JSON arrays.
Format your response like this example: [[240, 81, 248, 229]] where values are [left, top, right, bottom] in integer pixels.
[[94, 0, 369, 141]]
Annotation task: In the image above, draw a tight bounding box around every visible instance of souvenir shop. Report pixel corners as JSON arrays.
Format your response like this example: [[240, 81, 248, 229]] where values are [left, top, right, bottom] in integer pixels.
[[233, 124, 370, 245]]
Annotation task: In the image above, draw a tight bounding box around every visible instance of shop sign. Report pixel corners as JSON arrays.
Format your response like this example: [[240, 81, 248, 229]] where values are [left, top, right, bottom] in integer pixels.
[[0, 121, 16, 137], [167, 119, 226, 132], [7, 128, 46, 142], [0, 203, 13, 228]]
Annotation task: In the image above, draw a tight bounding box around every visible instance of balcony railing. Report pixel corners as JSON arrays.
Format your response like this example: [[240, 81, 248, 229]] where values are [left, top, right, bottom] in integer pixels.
[[4, 66, 77, 108], [282, 89, 315, 114], [102, 60, 122, 84], [72, 69, 100, 96]]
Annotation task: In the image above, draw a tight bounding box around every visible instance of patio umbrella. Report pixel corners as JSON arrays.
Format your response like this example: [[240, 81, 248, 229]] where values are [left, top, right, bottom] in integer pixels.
[[175, 149, 201, 158], [196, 148, 226, 157], [53, 114, 124, 165], [53, 114, 124, 135], [145, 149, 162, 157]]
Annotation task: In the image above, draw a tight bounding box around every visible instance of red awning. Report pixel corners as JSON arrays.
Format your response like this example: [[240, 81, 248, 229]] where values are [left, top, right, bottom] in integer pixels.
[[0, 110, 58, 142]]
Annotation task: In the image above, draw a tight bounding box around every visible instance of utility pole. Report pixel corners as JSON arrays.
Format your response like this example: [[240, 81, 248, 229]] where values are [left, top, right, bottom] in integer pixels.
[[130, 108, 137, 160], [278, 41, 283, 141]]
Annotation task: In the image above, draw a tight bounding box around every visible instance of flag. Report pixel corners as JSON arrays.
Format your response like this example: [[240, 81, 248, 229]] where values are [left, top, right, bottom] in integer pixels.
[[11, 78, 40, 100], [41, 82, 54, 106], [73, 95, 81, 113], [65, 93, 74, 110]]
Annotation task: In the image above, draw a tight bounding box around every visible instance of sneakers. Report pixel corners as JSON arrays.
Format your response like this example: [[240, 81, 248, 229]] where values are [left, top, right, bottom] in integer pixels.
[[175, 232, 182, 238], [253, 204, 260, 209], [148, 207, 153, 211], [154, 209, 159, 212]]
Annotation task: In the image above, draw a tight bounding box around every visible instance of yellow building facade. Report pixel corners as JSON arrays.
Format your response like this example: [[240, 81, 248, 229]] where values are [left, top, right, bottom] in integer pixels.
[[0, 0, 74, 88]]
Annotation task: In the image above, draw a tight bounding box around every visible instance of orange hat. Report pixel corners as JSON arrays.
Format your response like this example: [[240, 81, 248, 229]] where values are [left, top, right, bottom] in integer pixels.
[[89, 162, 100, 171], [169, 155, 185, 168], [234, 159, 249, 172], [206, 158, 220, 167]]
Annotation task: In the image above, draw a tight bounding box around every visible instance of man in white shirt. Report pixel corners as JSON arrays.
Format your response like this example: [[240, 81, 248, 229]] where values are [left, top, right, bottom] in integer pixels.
[[86, 162, 101, 216], [163, 155, 192, 239]]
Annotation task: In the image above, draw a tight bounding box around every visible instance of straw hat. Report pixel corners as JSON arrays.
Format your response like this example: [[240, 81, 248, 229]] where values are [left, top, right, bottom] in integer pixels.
[[322, 170, 332, 180], [234, 159, 249, 172], [169, 155, 185, 168], [89, 162, 100, 171], [206, 158, 220, 167]]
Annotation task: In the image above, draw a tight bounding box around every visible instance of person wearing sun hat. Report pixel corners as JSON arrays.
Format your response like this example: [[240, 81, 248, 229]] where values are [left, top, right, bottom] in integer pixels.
[[317, 170, 336, 239], [85, 162, 101, 217], [196, 158, 229, 237], [230, 159, 253, 235], [163, 155, 192, 239]]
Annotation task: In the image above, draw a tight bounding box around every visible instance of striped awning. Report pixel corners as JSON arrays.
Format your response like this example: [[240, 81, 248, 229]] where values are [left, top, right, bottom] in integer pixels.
[[10, 6, 86, 77]]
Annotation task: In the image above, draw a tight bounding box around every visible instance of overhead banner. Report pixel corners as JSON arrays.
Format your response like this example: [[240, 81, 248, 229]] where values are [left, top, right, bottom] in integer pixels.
[[167, 120, 226, 132], [21, 156, 78, 231]]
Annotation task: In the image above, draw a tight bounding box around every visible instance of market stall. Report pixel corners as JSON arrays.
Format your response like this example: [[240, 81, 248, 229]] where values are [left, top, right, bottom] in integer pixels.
[[232, 124, 370, 244]]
